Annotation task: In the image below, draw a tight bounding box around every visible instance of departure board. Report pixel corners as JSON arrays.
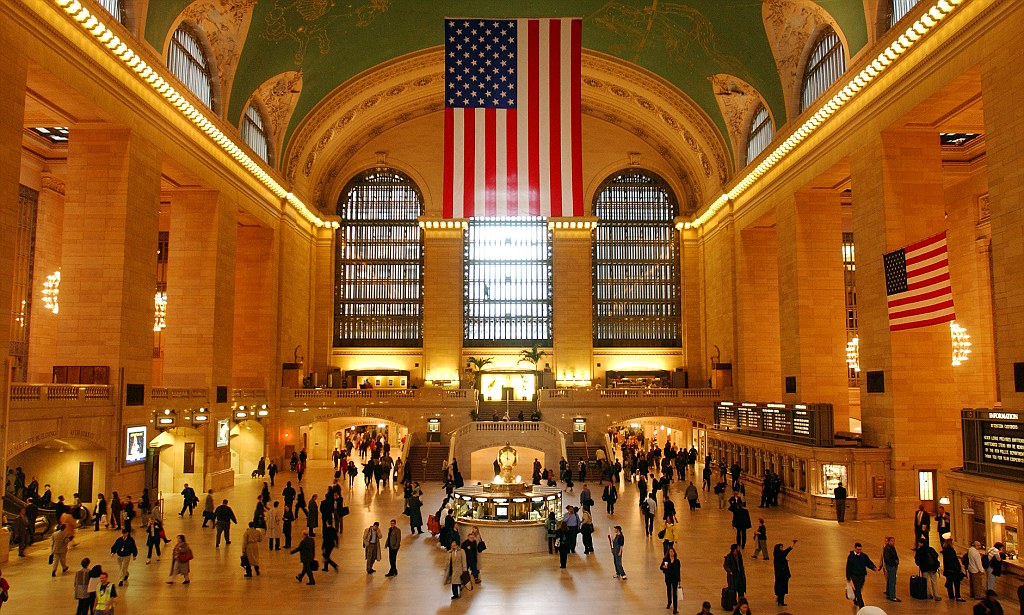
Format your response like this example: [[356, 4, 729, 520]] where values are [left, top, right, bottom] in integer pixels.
[[713, 402, 834, 447], [963, 409, 1024, 481]]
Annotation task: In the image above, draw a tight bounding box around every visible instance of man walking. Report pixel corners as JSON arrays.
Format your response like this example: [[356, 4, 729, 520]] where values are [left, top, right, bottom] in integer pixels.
[[291, 530, 316, 585], [110, 528, 138, 586], [363, 521, 382, 574], [882, 536, 902, 602], [385, 519, 402, 577], [915, 538, 942, 601], [202, 490, 215, 528], [915, 505, 931, 548], [214, 499, 237, 547], [50, 524, 72, 576], [846, 542, 878, 608], [179, 484, 197, 517]]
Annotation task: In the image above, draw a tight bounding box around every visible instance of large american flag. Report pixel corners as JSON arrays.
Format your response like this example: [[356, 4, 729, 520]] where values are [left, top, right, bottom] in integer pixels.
[[443, 18, 583, 218], [884, 231, 955, 331]]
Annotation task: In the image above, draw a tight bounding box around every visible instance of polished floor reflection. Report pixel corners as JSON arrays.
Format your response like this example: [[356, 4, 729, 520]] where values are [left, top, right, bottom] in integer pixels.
[[3, 462, 1019, 614]]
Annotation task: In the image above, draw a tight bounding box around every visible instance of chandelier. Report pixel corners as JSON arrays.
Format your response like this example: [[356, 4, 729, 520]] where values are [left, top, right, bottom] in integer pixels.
[[154, 291, 167, 332], [845, 337, 860, 373], [950, 321, 971, 366], [42, 271, 60, 314]]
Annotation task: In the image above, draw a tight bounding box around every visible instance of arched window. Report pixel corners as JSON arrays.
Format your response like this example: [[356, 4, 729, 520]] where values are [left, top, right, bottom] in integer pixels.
[[241, 103, 272, 164], [167, 25, 215, 111], [592, 171, 681, 347], [800, 27, 845, 112], [96, 0, 125, 24], [888, 0, 921, 29], [335, 170, 424, 347], [746, 104, 774, 164]]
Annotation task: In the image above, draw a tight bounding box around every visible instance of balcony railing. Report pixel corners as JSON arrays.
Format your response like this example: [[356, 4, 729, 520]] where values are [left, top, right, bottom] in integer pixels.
[[10, 384, 112, 402], [283, 388, 475, 406], [540, 387, 720, 401], [233, 388, 268, 399], [151, 387, 209, 400]]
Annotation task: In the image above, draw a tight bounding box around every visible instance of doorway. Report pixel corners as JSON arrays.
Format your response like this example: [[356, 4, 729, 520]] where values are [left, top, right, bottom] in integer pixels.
[[77, 462, 94, 503]]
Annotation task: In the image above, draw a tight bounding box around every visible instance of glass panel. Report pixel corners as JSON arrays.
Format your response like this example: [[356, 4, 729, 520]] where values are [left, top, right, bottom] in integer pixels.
[[10, 186, 37, 382], [746, 105, 774, 164], [464, 217, 552, 346], [241, 105, 271, 164], [843, 232, 859, 386], [96, 0, 124, 24], [592, 171, 681, 347], [822, 464, 847, 495], [918, 470, 934, 501], [335, 170, 424, 347], [168, 26, 214, 110], [889, 0, 921, 29], [801, 28, 846, 112]]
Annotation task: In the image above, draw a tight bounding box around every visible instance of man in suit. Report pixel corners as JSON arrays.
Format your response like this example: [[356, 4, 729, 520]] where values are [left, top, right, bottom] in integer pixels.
[[362, 521, 382, 574], [834, 482, 848, 523], [915, 505, 932, 548], [385, 519, 402, 576]]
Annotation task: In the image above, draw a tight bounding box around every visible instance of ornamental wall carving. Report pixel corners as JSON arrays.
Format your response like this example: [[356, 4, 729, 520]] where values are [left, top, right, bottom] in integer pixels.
[[709, 74, 770, 167], [250, 70, 303, 168]]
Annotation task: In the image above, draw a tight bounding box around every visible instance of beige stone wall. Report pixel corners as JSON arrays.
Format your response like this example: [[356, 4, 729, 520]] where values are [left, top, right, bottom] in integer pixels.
[[699, 212, 737, 391], [551, 226, 594, 381], [232, 225, 275, 388], [735, 225, 780, 400], [276, 219, 314, 381], [421, 226, 464, 384]]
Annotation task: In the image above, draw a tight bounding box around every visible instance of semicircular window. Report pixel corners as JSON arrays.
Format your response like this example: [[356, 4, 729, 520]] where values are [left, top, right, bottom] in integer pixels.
[[167, 24, 214, 111], [801, 27, 846, 112]]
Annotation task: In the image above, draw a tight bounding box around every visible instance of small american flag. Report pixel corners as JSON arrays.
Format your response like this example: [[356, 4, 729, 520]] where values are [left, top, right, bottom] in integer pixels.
[[443, 18, 583, 218], [884, 231, 955, 331]]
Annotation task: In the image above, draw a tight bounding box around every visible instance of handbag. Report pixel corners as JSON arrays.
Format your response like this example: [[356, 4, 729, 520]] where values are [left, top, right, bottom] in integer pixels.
[[240, 554, 250, 568], [845, 582, 856, 601], [657, 528, 666, 540], [177, 550, 194, 563], [476, 540, 486, 552], [340, 506, 350, 517], [460, 571, 472, 585], [582, 523, 594, 534]]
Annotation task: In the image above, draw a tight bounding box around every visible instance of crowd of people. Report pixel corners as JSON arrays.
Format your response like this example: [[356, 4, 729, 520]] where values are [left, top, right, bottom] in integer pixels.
[[3, 434, 1023, 614]]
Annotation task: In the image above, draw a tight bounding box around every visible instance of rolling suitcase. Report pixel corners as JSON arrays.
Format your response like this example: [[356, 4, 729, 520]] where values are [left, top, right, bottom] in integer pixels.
[[910, 575, 929, 599], [427, 514, 441, 536], [721, 587, 737, 610]]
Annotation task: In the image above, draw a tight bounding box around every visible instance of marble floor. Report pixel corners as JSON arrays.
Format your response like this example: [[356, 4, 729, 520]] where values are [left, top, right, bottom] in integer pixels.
[[3, 462, 1019, 615]]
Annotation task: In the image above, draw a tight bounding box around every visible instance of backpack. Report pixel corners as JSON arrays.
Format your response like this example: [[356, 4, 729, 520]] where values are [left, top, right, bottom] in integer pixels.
[[961, 552, 970, 569], [640, 500, 650, 514], [981, 553, 990, 569], [714, 483, 725, 494]]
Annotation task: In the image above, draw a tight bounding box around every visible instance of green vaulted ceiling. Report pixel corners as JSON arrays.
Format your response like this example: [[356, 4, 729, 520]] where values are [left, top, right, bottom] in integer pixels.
[[145, 1, 868, 158]]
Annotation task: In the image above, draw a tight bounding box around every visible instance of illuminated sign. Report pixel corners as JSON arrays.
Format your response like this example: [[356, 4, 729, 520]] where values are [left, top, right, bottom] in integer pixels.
[[125, 426, 146, 464], [216, 419, 230, 448]]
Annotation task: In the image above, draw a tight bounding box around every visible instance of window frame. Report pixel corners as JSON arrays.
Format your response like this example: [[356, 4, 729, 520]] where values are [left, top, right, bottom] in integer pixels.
[[167, 23, 216, 112], [887, 0, 922, 30], [746, 104, 774, 165], [800, 27, 846, 113], [240, 102, 273, 165]]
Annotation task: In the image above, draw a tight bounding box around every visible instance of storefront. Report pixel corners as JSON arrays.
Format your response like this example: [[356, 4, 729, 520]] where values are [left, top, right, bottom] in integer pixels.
[[942, 409, 1024, 590]]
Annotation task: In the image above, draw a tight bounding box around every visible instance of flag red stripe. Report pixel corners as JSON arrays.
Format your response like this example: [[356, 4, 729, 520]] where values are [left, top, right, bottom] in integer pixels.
[[888, 286, 954, 308], [484, 108, 497, 217], [506, 110, 518, 217], [443, 108, 454, 218], [907, 258, 949, 279], [907, 271, 950, 291], [548, 21, 562, 218], [905, 231, 946, 253], [905, 244, 947, 266], [889, 299, 955, 321], [569, 18, 583, 216], [527, 19, 540, 217], [463, 110, 475, 217], [890, 312, 956, 331]]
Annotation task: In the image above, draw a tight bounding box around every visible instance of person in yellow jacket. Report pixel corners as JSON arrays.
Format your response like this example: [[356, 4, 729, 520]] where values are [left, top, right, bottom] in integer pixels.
[[659, 519, 678, 557]]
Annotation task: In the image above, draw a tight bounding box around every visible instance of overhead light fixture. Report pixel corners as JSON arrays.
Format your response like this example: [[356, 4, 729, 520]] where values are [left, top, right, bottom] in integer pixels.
[[939, 496, 950, 505], [992, 513, 1005, 524]]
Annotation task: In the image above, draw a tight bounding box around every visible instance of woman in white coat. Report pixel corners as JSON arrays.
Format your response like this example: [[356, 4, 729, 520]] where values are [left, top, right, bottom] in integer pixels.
[[265, 501, 282, 550]]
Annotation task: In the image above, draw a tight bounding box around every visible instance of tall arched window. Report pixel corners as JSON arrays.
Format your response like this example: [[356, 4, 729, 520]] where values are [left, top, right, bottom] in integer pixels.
[[888, 0, 921, 29], [800, 27, 845, 112], [97, 0, 125, 24], [241, 103, 272, 164], [592, 171, 681, 347], [168, 25, 215, 111], [746, 104, 774, 164], [335, 170, 424, 347]]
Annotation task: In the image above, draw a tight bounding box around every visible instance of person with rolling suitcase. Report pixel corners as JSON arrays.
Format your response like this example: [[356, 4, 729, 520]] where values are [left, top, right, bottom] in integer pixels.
[[723, 543, 746, 609], [915, 538, 943, 600]]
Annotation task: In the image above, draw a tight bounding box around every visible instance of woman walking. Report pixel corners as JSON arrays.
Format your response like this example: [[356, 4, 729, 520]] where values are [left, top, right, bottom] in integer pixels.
[[773, 540, 796, 606], [941, 537, 966, 602], [73, 558, 92, 615], [661, 546, 681, 613], [609, 525, 626, 580], [167, 535, 192, 584], [306, 495, 319, 537], [145, 518, 165, 563], [443, 540, 469, 600], [546, 512, 558, 554]]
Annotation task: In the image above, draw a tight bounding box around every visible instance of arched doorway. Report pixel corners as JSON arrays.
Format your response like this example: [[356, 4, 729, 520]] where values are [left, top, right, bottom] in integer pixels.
[[149, 426, 206, 496], [7, 436, 107, 506], [230, 420, 265, 477]]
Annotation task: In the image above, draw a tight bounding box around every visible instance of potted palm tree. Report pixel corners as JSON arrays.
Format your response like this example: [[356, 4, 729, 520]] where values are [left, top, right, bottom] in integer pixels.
[[466, 356, 493, 402], [518, 344, 549, 401]]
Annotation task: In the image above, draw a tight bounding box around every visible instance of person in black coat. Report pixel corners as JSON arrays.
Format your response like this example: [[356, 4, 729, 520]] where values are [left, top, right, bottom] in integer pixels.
[[731, 503, 752, 549], [942, 538, 966, 601], [556, 522, 572, 569], [291, 531, 316, 585], [846, 542, 879, 609], [661, 547, 681, 613], [724, 543, 747, 599], [773, 540, 796, 606]]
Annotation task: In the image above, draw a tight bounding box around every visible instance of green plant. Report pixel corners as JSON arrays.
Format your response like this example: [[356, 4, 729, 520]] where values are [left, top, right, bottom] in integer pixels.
[[466, 356, 494, 391], [517, 344, 548, 370]]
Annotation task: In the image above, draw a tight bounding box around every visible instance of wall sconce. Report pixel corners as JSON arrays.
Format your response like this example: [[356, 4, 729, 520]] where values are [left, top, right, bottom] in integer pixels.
[[42, 271, 60, 314], [951, 322, 972, 366], [992, 513, 1006, 524], [939, 496, 950, 505]]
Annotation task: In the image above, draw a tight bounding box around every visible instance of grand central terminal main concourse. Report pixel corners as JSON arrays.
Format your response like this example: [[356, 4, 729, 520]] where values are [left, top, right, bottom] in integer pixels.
[[1, 0, 1024, 613]]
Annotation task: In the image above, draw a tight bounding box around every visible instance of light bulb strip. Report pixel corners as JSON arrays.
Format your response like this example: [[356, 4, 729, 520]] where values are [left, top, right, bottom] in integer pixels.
[[691, 0, 966, 229], [49, 0, 339, 230]]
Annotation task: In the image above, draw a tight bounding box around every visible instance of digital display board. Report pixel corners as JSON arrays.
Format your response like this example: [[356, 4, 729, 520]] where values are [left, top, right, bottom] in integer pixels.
[[713, 402, 834, 447], [125, 425, 147, 464], [963, 410, 1024, 481]]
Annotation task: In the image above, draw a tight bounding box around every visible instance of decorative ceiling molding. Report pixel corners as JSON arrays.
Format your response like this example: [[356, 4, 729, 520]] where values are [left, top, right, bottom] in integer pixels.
[[710, 73, 770, 167], [250, 69, 303, 169], [762, 0, 843, 121], [168, 0, 258, 116], [285, 47, 729, 216]]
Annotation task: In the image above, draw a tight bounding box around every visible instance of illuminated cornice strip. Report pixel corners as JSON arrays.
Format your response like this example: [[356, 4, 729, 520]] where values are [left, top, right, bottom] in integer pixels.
[[50, 0, 339, 229], [691, 0, 966, 229]]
